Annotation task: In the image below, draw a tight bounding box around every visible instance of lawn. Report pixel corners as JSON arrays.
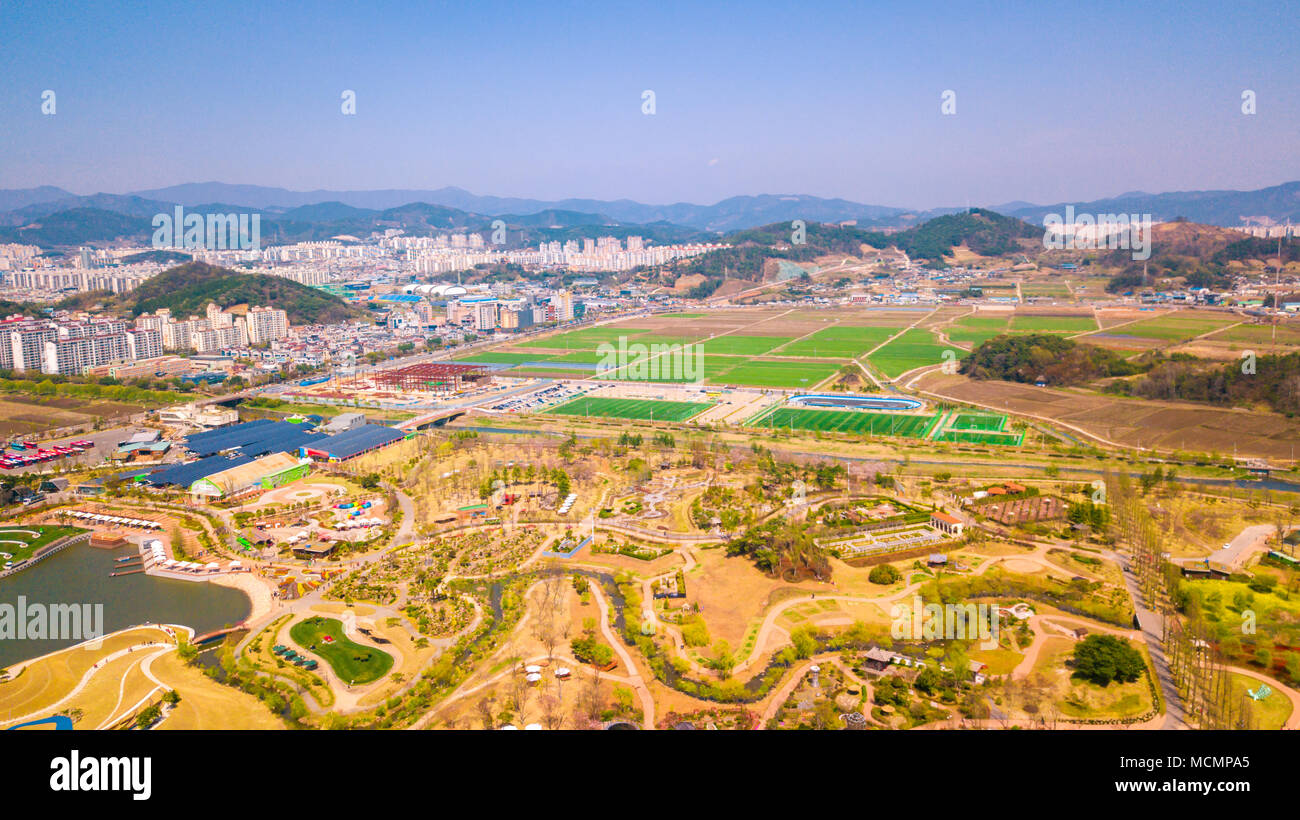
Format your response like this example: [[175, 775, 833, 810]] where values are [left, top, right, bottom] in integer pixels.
[[0, 525, 84, 563], [866, 328, 957, 378], [289, 616, 393, 685], [544, 396, 714, 422], [1230, 672, 1293, 730], [749, 407, 938, 437]]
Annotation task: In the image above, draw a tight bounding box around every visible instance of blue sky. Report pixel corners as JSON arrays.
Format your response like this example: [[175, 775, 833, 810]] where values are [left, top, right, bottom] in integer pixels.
[[1, 0, 1297, 209]]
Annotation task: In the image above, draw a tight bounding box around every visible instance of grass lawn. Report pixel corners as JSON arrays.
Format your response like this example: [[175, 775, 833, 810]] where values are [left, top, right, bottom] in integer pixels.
[[289, 616, 393, 685], [0, 525, 84, 563], [544, 396, 713, 422], [1230, 672, 1293, 730]]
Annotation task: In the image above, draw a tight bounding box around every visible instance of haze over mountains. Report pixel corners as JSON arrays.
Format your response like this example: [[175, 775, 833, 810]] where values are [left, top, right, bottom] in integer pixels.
[[1, 180, 1297, 247]]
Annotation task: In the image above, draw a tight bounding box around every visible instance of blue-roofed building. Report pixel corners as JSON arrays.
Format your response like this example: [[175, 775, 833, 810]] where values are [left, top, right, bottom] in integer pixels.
[[146, 454, 255, 488], [183, 419, 321, 458], [299, 424, 406, 462]]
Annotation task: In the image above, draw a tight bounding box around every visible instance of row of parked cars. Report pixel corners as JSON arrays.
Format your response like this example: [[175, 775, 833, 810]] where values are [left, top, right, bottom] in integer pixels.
[[489, 384, 584, 414], [0, 439, 94, 469]]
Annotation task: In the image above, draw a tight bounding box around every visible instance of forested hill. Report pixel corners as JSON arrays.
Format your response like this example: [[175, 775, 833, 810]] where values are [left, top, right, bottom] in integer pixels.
[[960, 334, 1147, 386], [116, 262, 366, 325]]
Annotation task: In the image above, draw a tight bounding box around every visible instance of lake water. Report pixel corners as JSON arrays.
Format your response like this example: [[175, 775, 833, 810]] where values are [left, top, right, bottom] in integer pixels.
[[0, 541, 251, 668]]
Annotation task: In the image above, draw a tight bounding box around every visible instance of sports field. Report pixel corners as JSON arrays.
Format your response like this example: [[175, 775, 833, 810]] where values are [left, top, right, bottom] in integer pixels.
[[933, 429, 1024, 446], [947, 413, 1008, 432], [749, 407, 938, 437], [545, 396, 714, 422]]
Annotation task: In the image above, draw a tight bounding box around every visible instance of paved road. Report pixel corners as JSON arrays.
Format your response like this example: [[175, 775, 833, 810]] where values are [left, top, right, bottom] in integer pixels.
[[1207, 524, 1275, 569]]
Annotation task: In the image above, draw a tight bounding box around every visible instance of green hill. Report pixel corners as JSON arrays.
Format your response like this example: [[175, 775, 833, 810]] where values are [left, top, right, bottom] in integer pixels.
[[119, 262, 365, 325]]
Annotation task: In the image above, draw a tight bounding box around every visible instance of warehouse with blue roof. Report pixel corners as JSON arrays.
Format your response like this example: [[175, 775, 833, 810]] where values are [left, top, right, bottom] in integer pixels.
[[299, 424, 407, 462], [183, 419, 321, 458]]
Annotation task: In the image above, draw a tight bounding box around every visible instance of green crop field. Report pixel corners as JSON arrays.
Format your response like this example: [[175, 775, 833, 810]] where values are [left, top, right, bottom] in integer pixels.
[[545, 396, 713, 422], [594, 354, 743, 383], [867, 329, 957, 378], [456, 352, 552, 364], [1089, 313, 1238, 343], [289, 616, 393, 685], [749, 407, 938, 437], [696, 335, 792, 356], [776, 325, 896, 358], [708, 359, 842, 388], [516, 326, 652, 349], [1010, 315, 1098, 333]]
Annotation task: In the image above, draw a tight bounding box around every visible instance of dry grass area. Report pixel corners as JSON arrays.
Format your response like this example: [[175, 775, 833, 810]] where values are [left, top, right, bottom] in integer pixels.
[[690, 548, 832, 647], [150, 651, 285, 730], [996, 636, 1154, 722], [918, 372, 1300, 460], [0, 626, 173, 720]]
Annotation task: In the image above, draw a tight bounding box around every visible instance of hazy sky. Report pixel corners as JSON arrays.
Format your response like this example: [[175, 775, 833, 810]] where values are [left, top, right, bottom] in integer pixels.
[[2, 0, 1298, 209]]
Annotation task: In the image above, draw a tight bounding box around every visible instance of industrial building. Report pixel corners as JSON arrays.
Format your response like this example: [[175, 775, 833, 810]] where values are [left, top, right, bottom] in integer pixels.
[[368, 362, 490, 394], [183, 419, 321, 458], [299, 424, 407, 462]]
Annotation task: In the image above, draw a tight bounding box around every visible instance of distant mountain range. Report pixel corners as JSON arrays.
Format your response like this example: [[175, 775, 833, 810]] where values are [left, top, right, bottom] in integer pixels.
[[0, 180, 1296, 248]]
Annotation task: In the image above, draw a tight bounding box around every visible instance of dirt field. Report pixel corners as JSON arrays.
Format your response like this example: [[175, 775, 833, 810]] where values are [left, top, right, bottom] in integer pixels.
[[0, 396, 147, 437], [918, 372, 1300, 460]]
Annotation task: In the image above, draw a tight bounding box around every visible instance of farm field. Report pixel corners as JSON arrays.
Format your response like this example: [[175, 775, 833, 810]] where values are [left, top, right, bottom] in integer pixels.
[[707, 358, 841, 388], [1085, 312, 1239, 345], [545, 396, 714, 422], [0, 396, 151, 438], [866, 328, 956, 379], [748, 407, 939, 437], [775, 325, 896, 358], [1010, 314, 1098, 333], [917, 371, 1300, 460]]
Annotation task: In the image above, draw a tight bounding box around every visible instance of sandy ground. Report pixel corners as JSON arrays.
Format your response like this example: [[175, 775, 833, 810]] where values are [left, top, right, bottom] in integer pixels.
[[210, 572, 275, 623]]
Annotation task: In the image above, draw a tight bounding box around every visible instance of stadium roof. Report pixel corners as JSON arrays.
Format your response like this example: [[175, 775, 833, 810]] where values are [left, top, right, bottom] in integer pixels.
[[146, 454, 254, 487], [184, 419, 320, 458], [301, 424, 405, 461]]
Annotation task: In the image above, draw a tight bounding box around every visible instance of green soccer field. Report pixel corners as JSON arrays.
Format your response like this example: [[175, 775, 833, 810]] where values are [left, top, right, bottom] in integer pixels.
[[948, 413, 1007, 432], [748, 407, 938, 437], [544, 396, 714, 422], [933, 429, 1024, 446]]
